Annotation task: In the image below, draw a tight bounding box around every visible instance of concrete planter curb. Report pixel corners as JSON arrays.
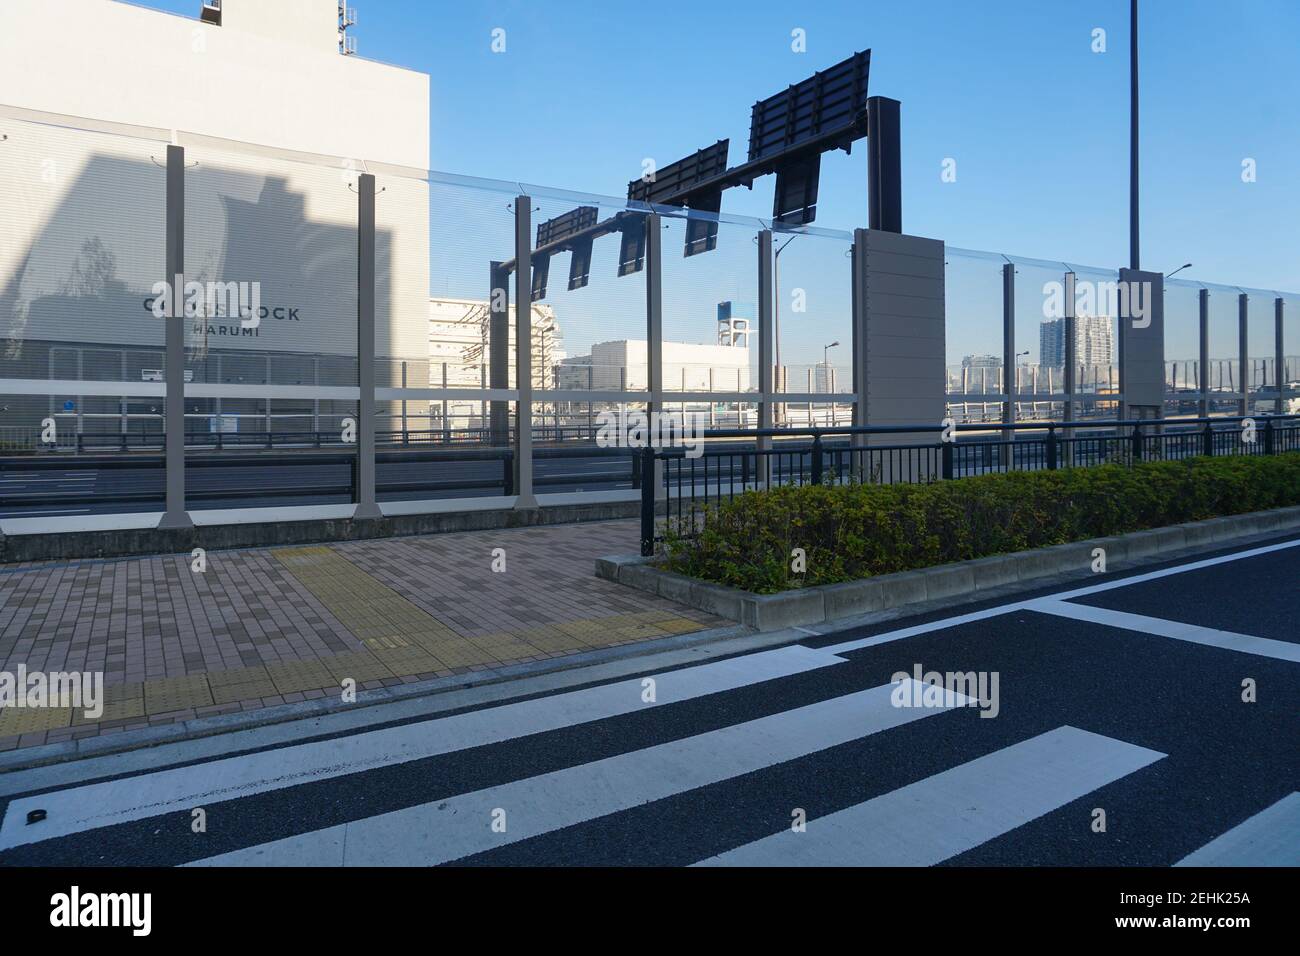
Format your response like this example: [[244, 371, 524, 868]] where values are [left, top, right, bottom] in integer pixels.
[[596, 505, 1300, 632], [1, 499, 641, 565]]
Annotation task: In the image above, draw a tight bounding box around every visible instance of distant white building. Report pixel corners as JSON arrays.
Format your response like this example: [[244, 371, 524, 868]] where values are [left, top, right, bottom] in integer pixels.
[[558, 340, 750, 393]]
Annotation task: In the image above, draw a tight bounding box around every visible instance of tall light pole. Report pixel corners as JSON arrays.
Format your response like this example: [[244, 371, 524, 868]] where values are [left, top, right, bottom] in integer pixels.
[[1130, 0, 1140, 270], [773, 234, 798, 396]]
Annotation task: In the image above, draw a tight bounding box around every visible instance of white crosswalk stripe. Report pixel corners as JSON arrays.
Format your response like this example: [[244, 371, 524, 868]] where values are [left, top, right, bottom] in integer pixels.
[[1175, 793, 1300, 867], [187, 679, 972, 867], [0, 643, 846, 851], [695, 727, 1165, 866]]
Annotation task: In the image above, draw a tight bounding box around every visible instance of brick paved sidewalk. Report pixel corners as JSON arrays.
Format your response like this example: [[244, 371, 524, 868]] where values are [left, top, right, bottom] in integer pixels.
[[0, 520, 721, 752]]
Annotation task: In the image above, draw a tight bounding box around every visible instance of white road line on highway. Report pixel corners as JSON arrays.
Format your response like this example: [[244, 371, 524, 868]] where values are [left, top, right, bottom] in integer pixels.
[[1175, 793, 1300, 866], [0, 644, 845, 850], [186, 679, 970, 867], [695, 727, 1165, 867], [821, 535, 1300, 657], [1027, 599, 1300, 662]]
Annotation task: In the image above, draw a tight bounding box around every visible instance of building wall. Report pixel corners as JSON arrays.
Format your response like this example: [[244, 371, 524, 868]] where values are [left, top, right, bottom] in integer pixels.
[[0, 0, 429, 168], [0, 0, 432, 393]]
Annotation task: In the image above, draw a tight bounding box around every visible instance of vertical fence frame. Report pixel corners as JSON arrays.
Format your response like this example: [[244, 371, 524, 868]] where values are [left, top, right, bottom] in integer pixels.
[[512, 195, 536, 508], [1001, 261, 1015, 462], [353, 172, 381, 519], [1238, 292, 1249, 416], [1276, 297, 1286, 415], [158, 143, 192, 530], [757, 229, 774, 485]]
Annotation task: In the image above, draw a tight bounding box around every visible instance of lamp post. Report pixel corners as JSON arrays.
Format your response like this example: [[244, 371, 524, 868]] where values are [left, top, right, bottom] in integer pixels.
[[1167, 262, 1193, 279], [773, 234, 798, 421], [1130, 0, 1140, 270]]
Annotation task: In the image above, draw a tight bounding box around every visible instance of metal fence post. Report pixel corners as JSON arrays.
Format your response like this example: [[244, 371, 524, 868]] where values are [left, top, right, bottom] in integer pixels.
[[640, 446, 656, 557], [1063, 271, 1077, 433], [1046, 424, 1058, 470], [940, 439, 954, 480], [1198, 288, 1210, 417], [513, 195, 537, 508], [1238, 293, 1249, 417], [811, 432, 824, 485], [158, 144, 192, 530], [1001, 261, 1015, 467], [757, 230, 774, 486], [1202, 419, 1214, 457], [353, 172, 381, 519], [1264, 417, 1275, 456], [1131, 421, 1143, 462], [646, 212, 664, 498], [1276, 297, 1286, 415]]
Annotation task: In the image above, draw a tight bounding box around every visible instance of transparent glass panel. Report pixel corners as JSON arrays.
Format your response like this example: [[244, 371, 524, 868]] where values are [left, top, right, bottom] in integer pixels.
[[1246, 293, 1278, 414], [1284, 295, 1300, 408], [768, 225, 852, 427], [184, 144, 359, 391], [526, 192, 648, 396], [945, 248, 1005, 424], [658, 210, 759, 410], [0, 117, 168, 385], [423, 173, 518, 398], [1163, 280, 1202, 417], [1205, 286, 1241, 416], [1011, 258, 1069, 421]]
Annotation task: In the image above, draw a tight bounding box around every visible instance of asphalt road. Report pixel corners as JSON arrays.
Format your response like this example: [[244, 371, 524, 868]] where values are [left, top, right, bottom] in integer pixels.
[[1, 535, 1296, 867]]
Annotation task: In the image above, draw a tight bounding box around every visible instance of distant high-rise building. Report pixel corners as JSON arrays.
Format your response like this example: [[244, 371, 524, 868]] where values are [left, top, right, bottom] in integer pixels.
[[962, 354, 1000, 368], [1039, 315, 1115, 369]]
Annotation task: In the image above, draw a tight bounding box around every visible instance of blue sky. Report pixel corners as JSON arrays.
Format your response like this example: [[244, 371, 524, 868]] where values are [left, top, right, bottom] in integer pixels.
[[132, 0, 1300, 363]]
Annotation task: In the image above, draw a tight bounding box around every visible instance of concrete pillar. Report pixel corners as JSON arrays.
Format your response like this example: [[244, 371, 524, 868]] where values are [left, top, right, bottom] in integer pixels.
[[858, 229, 946, 482]]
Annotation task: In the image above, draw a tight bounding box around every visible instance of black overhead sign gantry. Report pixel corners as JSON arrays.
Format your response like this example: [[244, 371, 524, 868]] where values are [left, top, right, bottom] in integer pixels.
[[504, 49, 901, 301]]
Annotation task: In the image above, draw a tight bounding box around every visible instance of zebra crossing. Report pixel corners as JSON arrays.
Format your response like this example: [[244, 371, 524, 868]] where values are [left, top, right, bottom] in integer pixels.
[[1, 537, 1297, 867]]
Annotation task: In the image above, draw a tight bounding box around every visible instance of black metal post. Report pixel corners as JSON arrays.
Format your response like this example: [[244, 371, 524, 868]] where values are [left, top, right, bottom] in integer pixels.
[[866, 96, 902, 234], [1130, 0, 1140, 271], [640, 446, 656, 557]]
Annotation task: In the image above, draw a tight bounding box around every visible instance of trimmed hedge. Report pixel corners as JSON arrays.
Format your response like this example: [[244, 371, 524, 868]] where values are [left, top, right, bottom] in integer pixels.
[[662, 453, 1300, 593]]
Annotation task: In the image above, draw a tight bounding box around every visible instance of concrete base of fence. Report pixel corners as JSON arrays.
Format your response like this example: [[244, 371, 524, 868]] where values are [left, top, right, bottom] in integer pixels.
[[596, 505, 1300, 632], [0, 498, 646, 564]]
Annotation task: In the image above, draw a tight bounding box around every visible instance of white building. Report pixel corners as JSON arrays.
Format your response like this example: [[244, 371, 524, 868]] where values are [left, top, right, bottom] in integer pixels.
[[426, 296, 564, 429], [558, 340, 751, 393], [0, 0, 431, 433]]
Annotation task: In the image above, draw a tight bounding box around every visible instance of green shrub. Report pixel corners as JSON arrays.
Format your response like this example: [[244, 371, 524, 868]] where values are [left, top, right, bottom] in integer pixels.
[[661, 453, 1300, 593]]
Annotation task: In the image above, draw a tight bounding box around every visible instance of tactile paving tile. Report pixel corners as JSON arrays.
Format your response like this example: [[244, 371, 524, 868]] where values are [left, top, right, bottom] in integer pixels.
[[0, 705, 74, 736], [264, 659, 337, 696], [143, 674, 215, 714]]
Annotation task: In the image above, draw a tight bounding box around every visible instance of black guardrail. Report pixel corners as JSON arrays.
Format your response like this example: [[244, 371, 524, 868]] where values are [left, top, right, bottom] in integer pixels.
[[639, 414, 1300, 555]]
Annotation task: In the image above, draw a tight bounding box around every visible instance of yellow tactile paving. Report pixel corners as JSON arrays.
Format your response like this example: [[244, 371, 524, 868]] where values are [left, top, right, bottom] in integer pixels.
[[0, 705, 74, 736], [144, 674, 215, 714], [264, 659, 337, 696]]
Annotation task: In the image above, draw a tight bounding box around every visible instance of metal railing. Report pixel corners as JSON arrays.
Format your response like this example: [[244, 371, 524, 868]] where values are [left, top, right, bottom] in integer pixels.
[[639, 413, 1300, 555]]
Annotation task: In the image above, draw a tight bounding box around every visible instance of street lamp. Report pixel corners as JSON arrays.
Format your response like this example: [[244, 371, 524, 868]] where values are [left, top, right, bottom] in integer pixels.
[[1167, 262, 1193, 279], [823, 340, 840, 368], [773, 233, 798, 397]]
